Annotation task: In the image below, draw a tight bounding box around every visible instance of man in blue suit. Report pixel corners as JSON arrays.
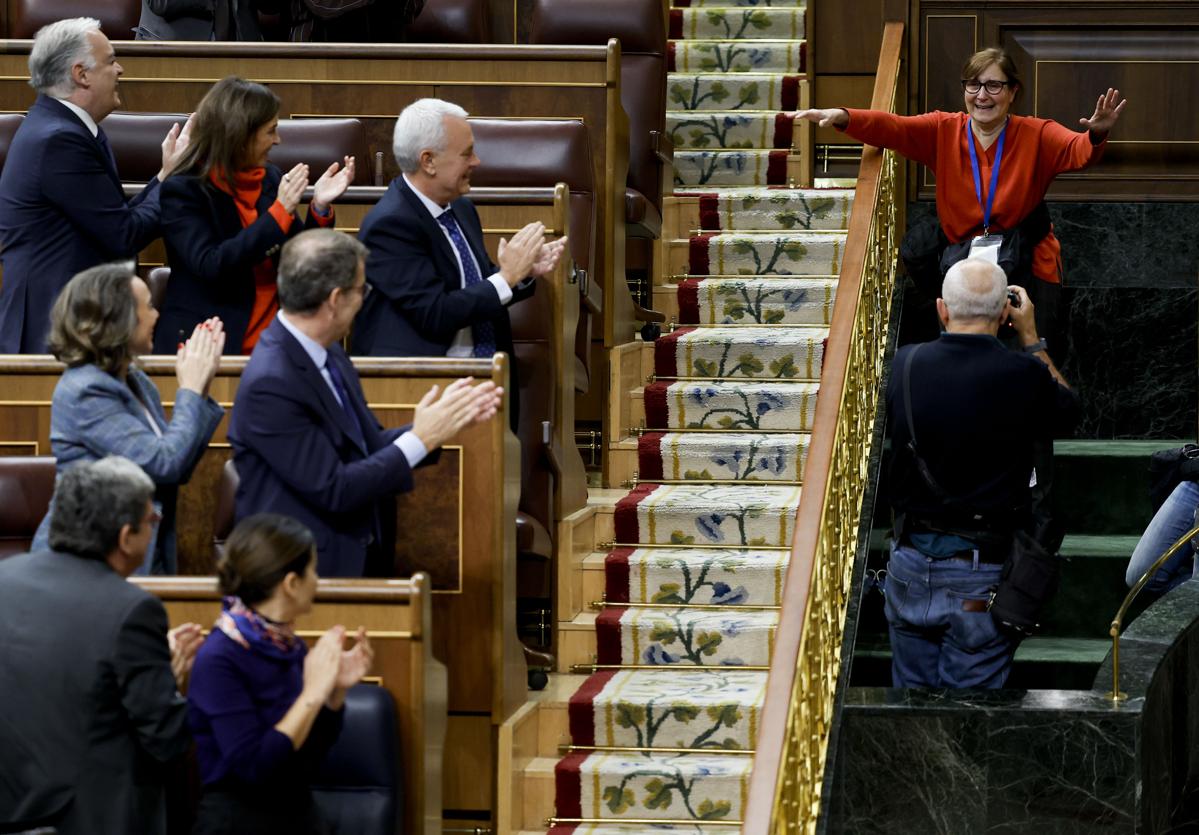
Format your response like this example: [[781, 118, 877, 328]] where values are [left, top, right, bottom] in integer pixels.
[[230, 229, 503, 577], [350, 98, 567, 427], [0, 17, 189, 352]]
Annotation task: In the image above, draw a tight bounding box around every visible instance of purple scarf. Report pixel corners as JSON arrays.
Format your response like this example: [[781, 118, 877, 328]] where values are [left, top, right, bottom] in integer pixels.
[[216, 596, 306, 661]]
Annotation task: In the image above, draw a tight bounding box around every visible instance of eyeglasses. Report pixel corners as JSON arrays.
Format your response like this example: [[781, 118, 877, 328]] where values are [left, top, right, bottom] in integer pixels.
[[349, 281, 373, 299], [961, 79, 1011, 95]]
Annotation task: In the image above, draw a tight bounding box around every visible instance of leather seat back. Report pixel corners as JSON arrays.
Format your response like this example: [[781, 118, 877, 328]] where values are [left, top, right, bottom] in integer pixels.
[[311, 684, 402, 835], [468, 119, 596, 550], [529, 0, 668, 221], [102, 112, 189, 183], [11, 0, 140, 39], [274, 118, 372, 186], [211, 459, 239, 563], [405, 0, 490, 42], [0, 457, 56, 560], [0, 114, 25, 175], [469, 117, 597, 395]]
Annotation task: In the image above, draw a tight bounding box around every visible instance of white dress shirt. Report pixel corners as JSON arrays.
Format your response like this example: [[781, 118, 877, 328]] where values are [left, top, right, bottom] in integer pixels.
[[402, 173, 513, 357], [277, 312, 427, 467], [54, 98, 99, 137]]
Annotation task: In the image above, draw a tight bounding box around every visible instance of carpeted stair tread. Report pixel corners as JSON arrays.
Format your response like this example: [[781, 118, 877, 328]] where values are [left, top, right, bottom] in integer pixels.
[[568, 668, 767, 749], [686, 231, 845, 275], [674, 187, 854, 231], [668, 110, 796, 150], [655, 325, 827, 380], [556, 750, 751, 822], [598, 605, 778, 666], [605, 545, 791, 605], [644, 380, 819, 431], [670, 39, 806, 74], [677, 0, 805, 6], [675, 277, 836, 325], [636, 431, 809, 483], [673, 149, 795, 187], [670, 7, 806, 40], [614, 483, 800, 547], [668, 73, 805, 112], [548, 827, 741, 835]]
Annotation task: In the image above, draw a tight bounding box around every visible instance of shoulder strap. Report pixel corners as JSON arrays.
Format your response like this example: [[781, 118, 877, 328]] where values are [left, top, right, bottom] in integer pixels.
[[901, 343, 952, 502]]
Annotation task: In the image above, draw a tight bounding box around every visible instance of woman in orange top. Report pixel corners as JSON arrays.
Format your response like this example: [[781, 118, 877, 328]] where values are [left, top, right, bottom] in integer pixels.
[[156, 76, 355, 354], [797, 47, 1126, 350]]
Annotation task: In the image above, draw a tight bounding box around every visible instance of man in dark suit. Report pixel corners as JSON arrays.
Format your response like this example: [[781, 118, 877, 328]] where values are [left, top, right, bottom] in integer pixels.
[[230, 228, 502, 577], [0, 456, 202, 835], [0, 17, 189, 352], [350, 98, 567, 426]]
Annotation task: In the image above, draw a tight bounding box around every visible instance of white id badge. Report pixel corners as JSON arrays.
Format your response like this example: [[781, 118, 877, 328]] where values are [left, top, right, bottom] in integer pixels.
[[968, 234, 1003, 266]]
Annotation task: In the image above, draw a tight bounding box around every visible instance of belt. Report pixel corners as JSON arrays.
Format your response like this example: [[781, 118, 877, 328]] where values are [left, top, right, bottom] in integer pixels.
[[936, 548, 1007, 566]]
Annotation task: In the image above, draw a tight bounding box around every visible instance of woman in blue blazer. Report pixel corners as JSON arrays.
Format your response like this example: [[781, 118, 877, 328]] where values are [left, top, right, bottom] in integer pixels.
[[153, 76, 354, 355], [32, 263, 225, 574]]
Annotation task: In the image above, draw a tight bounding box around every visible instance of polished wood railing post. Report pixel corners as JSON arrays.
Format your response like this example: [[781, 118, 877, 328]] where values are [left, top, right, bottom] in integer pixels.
[[742, 21, 906, 835]]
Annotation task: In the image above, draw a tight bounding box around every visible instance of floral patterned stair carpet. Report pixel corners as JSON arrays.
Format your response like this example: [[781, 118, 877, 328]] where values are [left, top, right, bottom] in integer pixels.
[[551, 2, 853, 830]]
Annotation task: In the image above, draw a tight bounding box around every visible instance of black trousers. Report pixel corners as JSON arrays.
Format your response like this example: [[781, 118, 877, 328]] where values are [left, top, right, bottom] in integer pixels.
[[192, 786, 328, 835]]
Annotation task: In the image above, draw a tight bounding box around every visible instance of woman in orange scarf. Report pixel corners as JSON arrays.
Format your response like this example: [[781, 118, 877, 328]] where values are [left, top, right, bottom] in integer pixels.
[[156, 76, 354, 354]]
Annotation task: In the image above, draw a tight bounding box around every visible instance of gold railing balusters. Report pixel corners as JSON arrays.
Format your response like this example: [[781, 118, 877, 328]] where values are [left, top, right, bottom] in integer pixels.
[[742, 21, 906, 835]]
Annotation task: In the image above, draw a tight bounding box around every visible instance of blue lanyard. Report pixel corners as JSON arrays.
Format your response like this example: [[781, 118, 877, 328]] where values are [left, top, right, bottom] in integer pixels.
[[966, 119, 1006, 235]]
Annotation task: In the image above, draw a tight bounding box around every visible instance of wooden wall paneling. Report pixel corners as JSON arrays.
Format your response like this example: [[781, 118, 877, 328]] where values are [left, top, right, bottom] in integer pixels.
[[134, 574, 447, 835], [918, 2, 1199, 200]]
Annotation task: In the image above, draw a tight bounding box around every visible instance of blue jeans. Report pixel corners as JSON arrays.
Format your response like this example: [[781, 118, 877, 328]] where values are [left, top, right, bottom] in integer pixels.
[[884, 543, 1016, 688], [1126, 480, 1199, 594]]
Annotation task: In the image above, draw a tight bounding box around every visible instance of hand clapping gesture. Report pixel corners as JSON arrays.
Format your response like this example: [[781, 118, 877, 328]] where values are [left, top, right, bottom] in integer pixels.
[[167, 622, 204, 692], [176, 317, 225, 397], [277, 163, 310, 214], [311, 156, 356, 215], [158, 114, 195, 182], [411, 377, 504, 450], [497, 221, 546, 287], [334, 627, 373, 692], [1079, 88, 1127, 138], [531, 234, 569, 278]]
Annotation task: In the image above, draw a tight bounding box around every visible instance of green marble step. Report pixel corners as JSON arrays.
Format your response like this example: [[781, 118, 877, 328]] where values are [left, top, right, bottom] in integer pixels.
[[1052, 439, 1184, 535], [851, 636, 1110, 690]]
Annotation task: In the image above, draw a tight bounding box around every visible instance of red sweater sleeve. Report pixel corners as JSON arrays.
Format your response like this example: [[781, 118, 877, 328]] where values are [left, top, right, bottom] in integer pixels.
[[1037, 118, 1106, 176], [839, 109, 952, 170]]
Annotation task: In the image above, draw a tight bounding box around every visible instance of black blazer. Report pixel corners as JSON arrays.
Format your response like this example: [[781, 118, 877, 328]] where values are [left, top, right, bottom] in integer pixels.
[[351, 177, 533, 425], [0, 551, 189, 835], [229, 317, 439, 577], [154, 164, 321, 354]]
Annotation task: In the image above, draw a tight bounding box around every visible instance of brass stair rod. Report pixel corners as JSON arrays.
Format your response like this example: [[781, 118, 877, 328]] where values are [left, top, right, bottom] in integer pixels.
[[1106, 524, 1199, 703]]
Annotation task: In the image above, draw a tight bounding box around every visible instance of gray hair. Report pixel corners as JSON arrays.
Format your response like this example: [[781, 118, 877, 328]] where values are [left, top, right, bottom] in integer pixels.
[[28, 17, 100, 98], [941, 258, 1008, 321], [48, 456, 155, 562], [278, 229, 368, 314], [392, 98, 469, 173]]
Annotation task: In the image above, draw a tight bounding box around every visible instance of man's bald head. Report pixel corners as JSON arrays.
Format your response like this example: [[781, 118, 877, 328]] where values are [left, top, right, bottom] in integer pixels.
[[940, 258, 1008, 323], [277, 229, 368, 314]]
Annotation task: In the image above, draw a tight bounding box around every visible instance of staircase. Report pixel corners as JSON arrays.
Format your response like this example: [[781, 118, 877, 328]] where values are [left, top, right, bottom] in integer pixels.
[[529, 2, 865, 831]]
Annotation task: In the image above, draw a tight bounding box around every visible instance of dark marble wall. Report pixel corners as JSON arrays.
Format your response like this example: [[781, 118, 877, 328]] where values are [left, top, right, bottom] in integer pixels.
[[904, 201, 1199, 439]]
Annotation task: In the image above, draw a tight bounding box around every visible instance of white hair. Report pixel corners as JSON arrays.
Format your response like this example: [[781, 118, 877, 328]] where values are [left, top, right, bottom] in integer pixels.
[[941, 258, 1008, 321], [28, 17, 101, 97], [392, 98, 469, 173]]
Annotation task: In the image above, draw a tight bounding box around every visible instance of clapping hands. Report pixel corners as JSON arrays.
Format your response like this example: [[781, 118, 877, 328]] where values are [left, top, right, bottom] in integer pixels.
[[312, 156, 356, 214], [176, 317, 224, 397], [168, 622, 203, 692], [301, 625, 374, 710], [498, 221, 568, 286], [158, 114, 195, 181], [411, 377, 504, 450]]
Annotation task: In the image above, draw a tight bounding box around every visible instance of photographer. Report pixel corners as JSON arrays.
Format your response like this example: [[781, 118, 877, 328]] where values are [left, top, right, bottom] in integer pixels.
[[884, 258, 1078, 688]]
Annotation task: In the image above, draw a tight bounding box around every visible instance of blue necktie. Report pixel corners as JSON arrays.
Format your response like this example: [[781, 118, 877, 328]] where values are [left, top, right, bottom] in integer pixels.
[[324, 356, 365, 447], [438, 211, 497, 358]]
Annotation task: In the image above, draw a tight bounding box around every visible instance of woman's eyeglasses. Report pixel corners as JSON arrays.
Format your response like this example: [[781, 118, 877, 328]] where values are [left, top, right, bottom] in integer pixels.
[[962, 79, 1011, 95]]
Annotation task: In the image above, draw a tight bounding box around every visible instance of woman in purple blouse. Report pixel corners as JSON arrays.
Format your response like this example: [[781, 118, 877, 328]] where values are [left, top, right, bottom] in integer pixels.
[[187, 514, 373, 834]]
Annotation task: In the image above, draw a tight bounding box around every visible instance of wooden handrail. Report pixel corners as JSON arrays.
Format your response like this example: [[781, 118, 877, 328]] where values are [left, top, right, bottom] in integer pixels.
[[0, 354, 502, 378], [134, 575, 424, 603], [742, 20, 906, 835], [0, 40, 609, 61]]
